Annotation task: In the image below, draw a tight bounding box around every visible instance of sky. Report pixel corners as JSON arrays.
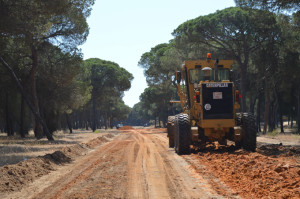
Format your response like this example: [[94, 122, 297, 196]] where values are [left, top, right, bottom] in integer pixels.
[[80, 0, 235, 108]]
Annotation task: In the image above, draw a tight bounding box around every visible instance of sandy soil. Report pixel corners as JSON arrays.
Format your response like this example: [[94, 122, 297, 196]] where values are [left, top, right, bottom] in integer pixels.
[[0, 128, 299, 199], [0, 130, 112, 167]]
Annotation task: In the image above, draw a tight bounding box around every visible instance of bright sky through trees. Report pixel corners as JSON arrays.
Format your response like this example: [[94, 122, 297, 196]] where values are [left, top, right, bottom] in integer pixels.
[[80, 0, 235, 107]]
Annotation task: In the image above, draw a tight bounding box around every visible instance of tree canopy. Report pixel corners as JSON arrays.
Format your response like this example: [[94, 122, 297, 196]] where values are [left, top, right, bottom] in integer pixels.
[[0, 0, 133, 139], [134, 2, 300, 133], [83, 58, 133, 131], [172, 7, 280, 111]]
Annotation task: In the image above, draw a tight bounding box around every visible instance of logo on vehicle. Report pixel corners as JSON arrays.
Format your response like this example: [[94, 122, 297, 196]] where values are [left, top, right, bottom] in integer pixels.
[[204, 103, 211, 110], [206, 83, 228, 88]]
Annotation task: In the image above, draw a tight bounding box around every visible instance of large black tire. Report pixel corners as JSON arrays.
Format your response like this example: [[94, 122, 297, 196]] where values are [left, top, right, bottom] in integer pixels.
[[176, 113, 191, 155], [241, 112, 257, 152], [167, 116, 175, 148]]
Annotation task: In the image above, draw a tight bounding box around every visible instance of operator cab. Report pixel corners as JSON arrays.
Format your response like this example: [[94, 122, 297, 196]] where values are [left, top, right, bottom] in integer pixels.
[[189, 67, 230, 84]]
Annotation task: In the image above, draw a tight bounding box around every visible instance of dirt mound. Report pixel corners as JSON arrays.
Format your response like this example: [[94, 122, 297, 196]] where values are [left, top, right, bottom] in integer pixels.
[[85, 136, 109, 148], [118, 126, 134, 130], [192, 144, 300, 199], [0, 134, 114, 194]]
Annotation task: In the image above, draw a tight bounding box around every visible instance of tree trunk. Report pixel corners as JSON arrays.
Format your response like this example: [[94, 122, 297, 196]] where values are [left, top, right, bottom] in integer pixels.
[[91, 92, 96, 132], [20, 94, 26, 138], [66, 113, 73, 134], [256, 95, 261, 132], [291, 109, 294, 128], [57, 111, 61, 131], [0, 56, 54, 141], [85, 120, 89, 130], [264, 74, 270, 134], [98, 114, 101, 129], [78, 111, 82, 129], [5, 92, 14, 136], [250, 94, 257, 114], [158, 117, 161, 127], [74, 113, 78, 129], [272, 85, 284, 133], [30, 47, 43, 139], [108, 116, 111, 129], [104, 112, 108, 130], [268, 103, 273, 132], [279, 109, 284, 134], [277, 95, 284, 133]]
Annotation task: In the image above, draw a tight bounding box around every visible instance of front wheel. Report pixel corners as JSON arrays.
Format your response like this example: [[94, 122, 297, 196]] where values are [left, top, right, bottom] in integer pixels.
[[176, 113, 191, 155], [241, 112, 257, 152]]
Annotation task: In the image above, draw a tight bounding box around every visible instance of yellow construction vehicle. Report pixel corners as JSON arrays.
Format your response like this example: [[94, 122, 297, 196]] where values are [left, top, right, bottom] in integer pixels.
[[167, 53, 256, 154]]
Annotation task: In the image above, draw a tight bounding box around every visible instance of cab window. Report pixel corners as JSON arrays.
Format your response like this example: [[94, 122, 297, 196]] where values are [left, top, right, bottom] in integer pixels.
[[189, 69, 213, 83], [217, 68, 230, 81], [189, 68, 230, 83]]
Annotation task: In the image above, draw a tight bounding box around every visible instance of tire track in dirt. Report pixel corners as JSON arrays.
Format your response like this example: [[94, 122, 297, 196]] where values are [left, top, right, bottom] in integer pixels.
[[4, 128, 238, 199], [129, 129, 171, 199], [145, 129, 238, 199], [35, 134, 131, 199]]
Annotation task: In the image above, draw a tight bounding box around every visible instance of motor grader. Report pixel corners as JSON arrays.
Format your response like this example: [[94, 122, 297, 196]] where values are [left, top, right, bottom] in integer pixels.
[[167, 53, 256, 155]]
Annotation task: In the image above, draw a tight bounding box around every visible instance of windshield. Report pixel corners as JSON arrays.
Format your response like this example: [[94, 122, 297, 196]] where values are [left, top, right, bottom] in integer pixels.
[[189, 68, 230, 83], [217, 69, 230, 81], [189, 69, 213, 83]]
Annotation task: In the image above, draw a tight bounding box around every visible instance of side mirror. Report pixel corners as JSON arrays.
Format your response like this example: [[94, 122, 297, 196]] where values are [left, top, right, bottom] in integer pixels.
[[176, 71, 181, 84]]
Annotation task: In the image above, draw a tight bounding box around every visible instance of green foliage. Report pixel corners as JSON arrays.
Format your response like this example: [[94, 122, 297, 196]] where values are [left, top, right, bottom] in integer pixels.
[[81, 58, 133, 128], [139, 43, 171, 85], [0, 0, 95, 48], [172, 7, 280, 111], [173, 7, 279, 59], [137, 43, 180, 125], [235, 0, 300, 12], [126, 102, 150, 126], [111, 99, 132, 123], [0, 0, 96, 136], [84, 58, 133, 105], [36, 43, 92, 132], [137, 4, 300, 132]]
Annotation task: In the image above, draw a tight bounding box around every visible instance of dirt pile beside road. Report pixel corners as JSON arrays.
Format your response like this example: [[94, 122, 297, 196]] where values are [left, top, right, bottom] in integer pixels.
[[0, 134, 114, 194], [118, 126, 134, 130], [192, 144, 300, 199]]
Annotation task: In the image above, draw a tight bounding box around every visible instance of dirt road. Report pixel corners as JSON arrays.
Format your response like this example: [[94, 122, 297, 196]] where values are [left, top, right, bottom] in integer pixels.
[[2, 128, 299, 199], [3, 128, 237, 199]]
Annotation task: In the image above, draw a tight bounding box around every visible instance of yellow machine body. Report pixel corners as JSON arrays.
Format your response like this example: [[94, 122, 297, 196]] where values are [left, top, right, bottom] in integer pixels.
[[176, 59, 241, 142]]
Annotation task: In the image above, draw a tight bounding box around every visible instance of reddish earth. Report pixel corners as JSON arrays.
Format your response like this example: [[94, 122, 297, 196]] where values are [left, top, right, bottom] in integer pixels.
[[0, 128, 299, 199], [190, 144, 300, 199]]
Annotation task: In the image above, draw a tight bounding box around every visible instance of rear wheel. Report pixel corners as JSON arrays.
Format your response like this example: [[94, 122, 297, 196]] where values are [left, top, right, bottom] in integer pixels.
[[167, 116, 175, 148], [241, 112, 257, 151], [176, 113, 191, 155]]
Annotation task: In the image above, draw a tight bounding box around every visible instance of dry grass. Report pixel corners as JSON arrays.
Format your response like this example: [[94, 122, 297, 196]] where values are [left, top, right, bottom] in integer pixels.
[[258, 124, 300, 146]]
